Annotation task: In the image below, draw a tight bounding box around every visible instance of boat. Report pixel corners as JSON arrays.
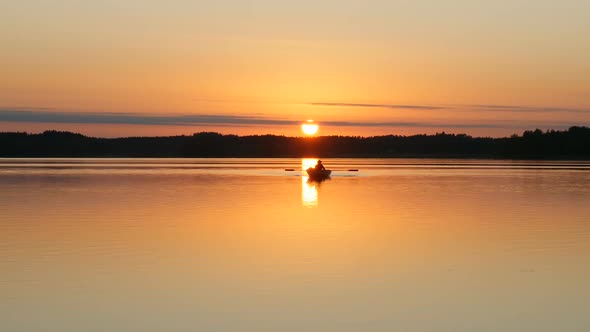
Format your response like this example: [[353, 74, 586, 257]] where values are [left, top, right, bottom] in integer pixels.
[[306, 167, 332, 180]]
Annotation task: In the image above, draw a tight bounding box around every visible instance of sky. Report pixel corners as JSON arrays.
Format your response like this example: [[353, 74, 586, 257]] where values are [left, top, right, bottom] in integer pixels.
[[1, 0, 589, 137]]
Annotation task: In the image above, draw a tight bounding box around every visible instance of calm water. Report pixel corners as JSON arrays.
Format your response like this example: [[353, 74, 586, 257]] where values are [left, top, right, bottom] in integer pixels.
[[1, 158, 589, 332]]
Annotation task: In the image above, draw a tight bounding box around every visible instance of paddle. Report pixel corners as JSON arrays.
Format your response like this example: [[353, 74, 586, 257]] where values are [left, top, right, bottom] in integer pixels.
[[285, 168, 359, 172]]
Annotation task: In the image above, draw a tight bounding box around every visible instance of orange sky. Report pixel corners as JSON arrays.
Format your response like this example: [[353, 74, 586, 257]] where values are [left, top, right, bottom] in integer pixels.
[[1, 0, 588, 137]]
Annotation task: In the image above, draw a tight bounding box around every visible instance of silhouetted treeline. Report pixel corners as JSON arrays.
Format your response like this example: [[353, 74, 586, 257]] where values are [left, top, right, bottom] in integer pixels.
[[1, 127, 589, 159]]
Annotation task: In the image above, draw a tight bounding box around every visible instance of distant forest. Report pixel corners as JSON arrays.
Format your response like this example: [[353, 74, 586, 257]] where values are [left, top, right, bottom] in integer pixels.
[[1, 127, 589, 159]]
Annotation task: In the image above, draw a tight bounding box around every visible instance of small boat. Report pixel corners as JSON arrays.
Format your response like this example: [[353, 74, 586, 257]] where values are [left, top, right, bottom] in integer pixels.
[[306, 167, 332, 180]]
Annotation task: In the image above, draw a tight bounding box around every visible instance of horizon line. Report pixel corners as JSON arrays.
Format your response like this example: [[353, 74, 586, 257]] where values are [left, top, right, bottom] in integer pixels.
[[2, 126, 587, 140]]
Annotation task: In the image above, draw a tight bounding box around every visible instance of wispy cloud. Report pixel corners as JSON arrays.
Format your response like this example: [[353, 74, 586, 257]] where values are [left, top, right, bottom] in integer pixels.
[[467, 104, 590, 114], [309, 102, 444, 110], [0, 108, 583, 130], [310, 102, 590, 114], [0, 109, 296, 126]]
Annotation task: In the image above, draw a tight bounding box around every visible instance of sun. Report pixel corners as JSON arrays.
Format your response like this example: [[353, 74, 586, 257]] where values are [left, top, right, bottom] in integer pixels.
[[301, 120, 319, 135]]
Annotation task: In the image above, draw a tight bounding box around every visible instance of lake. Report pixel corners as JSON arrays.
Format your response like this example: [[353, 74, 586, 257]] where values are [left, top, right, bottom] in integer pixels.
[[1, 158, 589, 332]]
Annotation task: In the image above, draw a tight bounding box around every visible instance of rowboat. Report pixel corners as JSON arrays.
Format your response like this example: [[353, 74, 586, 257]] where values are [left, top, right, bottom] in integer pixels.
[[306, 167, 332, 180]]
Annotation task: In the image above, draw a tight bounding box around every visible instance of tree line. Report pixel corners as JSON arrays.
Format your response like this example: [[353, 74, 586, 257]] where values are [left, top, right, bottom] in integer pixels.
[[0, 127, 589, 159]]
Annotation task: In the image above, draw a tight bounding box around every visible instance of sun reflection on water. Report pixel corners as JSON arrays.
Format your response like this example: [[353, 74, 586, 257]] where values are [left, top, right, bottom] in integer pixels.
[[301, 158, 319, 207], [301, 158, 318, 171], [302, 177, 318, 207]]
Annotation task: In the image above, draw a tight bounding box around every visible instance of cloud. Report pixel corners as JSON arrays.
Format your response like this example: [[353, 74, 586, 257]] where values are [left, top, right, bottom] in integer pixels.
[[0, 108, 583, 130], [309, 102, 444, 110], [311, 102, 590, 114], [468, 104, 590, 114], [322, 120, 578, 129], [0, 109, 296, 126]]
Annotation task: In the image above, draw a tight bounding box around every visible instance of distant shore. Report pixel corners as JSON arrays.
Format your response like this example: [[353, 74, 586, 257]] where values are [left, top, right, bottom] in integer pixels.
[[1, 127, 589, 159]]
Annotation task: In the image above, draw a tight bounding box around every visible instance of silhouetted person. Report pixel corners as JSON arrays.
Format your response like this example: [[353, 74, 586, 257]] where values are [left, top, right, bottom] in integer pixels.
[[315, 160, 326, 171]]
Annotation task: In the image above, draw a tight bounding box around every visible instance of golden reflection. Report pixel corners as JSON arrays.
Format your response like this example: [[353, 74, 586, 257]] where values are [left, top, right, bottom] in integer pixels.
[[301, 158, 318, 171], [301, 158, 319, 207], [302, 177, 318, 207]]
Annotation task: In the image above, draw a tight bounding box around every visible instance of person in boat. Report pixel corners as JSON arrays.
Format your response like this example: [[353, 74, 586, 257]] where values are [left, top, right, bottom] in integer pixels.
[[315, 160, 326, 171]]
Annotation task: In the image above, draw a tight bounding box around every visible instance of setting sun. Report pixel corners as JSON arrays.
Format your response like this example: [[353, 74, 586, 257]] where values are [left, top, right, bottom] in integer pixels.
[[301, 120, 319, 135]]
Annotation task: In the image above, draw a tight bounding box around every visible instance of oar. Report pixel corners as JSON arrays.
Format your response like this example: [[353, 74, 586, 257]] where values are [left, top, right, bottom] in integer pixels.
[[285, 168, 359, 172]]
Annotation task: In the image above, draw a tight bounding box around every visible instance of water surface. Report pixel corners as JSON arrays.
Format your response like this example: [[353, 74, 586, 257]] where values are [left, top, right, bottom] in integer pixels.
[[1, 158, 589, 332]]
